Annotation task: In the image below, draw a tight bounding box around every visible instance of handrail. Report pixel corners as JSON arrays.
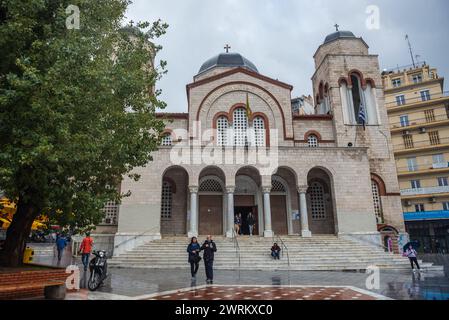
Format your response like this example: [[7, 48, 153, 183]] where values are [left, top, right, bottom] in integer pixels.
[[231, 228, 241, 270], [273, 235, 290, 269], [342, 234, 392, 253], [114, 226, 160, 250]]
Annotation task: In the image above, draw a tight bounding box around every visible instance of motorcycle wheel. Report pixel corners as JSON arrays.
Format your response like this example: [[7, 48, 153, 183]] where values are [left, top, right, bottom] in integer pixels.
[[88, 272, 101, 291]]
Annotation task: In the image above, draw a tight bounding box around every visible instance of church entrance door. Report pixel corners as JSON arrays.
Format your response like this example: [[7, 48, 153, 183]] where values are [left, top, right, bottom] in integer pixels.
[[270, 195, 288, 235], [198, 195, 223, 235]]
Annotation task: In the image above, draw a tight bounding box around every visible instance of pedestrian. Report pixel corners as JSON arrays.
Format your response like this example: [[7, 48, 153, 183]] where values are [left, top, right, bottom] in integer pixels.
[[55, 234, 67, 262], [247, 212, 255, 236], [200, 235, 217, 284], [234, 214, 241, 236], [271, 243, 281, 260], [404, 244, 421, 273], [187, 236, 201, 280], [79, 232, 94, 271]]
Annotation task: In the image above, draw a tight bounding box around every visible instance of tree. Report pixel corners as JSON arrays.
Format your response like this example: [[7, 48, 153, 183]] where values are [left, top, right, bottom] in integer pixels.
[[0, 0, 168, 266]]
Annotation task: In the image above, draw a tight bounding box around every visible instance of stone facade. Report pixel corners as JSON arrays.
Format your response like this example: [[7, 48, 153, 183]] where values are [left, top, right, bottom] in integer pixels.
[[114, 31, 407, 255]]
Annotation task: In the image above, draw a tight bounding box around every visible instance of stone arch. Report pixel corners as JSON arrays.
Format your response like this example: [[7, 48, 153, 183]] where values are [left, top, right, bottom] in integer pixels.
[[160, 166, 189, 236], [306, 167, 337, 235], [198, 166, 227, 235], [195, 81, 290, 140]]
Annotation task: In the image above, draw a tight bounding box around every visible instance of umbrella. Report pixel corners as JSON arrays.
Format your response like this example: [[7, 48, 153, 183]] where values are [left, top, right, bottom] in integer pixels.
[[403, 240, 420, 252]]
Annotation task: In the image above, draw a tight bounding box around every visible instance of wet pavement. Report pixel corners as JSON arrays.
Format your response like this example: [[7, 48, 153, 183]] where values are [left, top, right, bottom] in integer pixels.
[[27, 244, 449, 300]]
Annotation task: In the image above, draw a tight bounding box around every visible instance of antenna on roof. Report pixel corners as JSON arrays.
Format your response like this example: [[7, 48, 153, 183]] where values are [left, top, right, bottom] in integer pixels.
[[405, 34, 416, 68]]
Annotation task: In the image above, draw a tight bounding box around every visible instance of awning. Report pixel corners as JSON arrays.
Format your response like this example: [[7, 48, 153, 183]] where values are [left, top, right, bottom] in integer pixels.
[[403, 210, 449, 221]]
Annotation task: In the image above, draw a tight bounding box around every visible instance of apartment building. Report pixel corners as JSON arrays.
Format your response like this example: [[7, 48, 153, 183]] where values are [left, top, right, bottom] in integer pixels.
[[383, 63, 449, 253]]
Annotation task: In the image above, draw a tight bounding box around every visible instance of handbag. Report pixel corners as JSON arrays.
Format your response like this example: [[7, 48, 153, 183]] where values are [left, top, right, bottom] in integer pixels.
[[194, 254, 202, 263]]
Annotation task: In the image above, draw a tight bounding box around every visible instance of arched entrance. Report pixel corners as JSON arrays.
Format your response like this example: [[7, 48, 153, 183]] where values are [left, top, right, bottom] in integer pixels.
[[235, 167, 262, 236], [160, 166, 189, 236], [307, 167, 336, 235], [271, 167, 298, 235], [198, 167, 226, 235]]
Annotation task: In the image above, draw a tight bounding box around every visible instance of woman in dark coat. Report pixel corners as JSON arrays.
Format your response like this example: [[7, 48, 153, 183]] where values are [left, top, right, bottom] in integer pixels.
[[187, 237, 201, 279]]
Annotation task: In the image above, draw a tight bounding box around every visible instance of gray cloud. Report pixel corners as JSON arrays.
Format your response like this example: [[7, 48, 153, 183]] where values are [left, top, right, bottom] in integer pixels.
[[126, 0, 449, 112]]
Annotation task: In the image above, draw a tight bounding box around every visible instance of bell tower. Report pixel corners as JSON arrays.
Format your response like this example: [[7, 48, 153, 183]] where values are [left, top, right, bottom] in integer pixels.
[[311, 29, 406, 235]]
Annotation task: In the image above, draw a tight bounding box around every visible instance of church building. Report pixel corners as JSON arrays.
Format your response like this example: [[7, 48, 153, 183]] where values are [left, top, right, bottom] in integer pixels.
[[113, 30, 408, 255]]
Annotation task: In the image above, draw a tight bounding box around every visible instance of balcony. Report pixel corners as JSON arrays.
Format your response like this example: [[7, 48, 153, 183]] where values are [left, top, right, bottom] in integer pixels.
[[401, 185, 449, 197], [393, 136, 449, 153], [390, 113, 449, 131], [386, 91, 449, 111], [397, 163, 449, 176]]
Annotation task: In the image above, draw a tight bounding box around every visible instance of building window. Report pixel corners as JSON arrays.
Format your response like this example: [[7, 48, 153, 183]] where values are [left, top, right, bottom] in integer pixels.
[[161, 133, 173, 146], [415, 203, 425, 212], [411, 180, 421, 189], [217, 116, 229, 146], [443, 202, 449, 211], [233, 108, 249, 146], [350, 75, 364, 124], [160, 181, 173, 219], [438, 177, 449, 187], [424, 109, 435, 122], [420, 90, 431, 101], [307, 134, 318, 148], [429, 131, 440, 145], [412, 73, 423, 84], [433, 154, 446, 168], [400, 115, 409, 127], [392, 78, 402, 88], [403, 134, 414, 149], [309, 182, 326, 220], [253, 116, 266, 147], [199, 179, 223, 192], [396, 95, 406, 106], [407, 157, 418, 171], [101, 201, 119, 225], [371, 180, 383, 223]]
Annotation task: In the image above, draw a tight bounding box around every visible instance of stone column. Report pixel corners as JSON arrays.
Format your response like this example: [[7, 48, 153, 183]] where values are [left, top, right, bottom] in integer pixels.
[[226, 186, 235, 238], [188, 186, 199, 237], [262, 186, 273, 237], [298, 185, 312, 238]]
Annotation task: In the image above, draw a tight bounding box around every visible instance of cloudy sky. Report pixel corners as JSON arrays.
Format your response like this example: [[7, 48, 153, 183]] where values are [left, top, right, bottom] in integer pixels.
[[126, 0, 449, 113]]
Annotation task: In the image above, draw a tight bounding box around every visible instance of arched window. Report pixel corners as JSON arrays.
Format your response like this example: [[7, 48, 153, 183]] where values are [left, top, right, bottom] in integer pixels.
[[160, 180, 173, 219], [309, 182, 326, 220], [233, 108, 248, 146], [161, 133, 172, 146], [307, 135, 318, 148], [253, 116, 266, 147], [371, 180, 383, 223], [217, 116, 229, 146], [350, 74, 365, 124]]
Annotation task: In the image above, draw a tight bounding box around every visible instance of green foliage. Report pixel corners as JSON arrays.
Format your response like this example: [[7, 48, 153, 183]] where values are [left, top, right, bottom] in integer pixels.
[[0, 0, 168, 232]]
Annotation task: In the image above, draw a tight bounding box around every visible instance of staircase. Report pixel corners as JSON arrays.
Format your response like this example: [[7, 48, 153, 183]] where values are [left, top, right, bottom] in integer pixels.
[[109, 235, 441, 271]]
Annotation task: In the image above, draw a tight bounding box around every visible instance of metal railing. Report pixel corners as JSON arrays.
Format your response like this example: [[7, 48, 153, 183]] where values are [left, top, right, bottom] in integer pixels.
[[113, 225, 160, 251], [393, 136, 449, 151], [386, 91, 449, 108], [390, 113, 449, 130], [382, 62, 428, 74], [231, 228, 241, 270], [396, 163, 449, 174]]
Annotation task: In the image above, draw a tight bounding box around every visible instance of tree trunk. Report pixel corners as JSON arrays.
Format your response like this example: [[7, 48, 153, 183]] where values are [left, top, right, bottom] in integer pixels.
[[0, 199, 39, 267]]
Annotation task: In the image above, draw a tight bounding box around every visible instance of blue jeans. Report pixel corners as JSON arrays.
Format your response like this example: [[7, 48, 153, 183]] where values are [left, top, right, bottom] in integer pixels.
[[271, 251, 280, 259], [82, 253, 90, 269]]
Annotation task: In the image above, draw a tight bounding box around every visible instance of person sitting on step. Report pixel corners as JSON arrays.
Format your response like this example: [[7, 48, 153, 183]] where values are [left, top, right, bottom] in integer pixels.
[[271, 243, 281, 260]]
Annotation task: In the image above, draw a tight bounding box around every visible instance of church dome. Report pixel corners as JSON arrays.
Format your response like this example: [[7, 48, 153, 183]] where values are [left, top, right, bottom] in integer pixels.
[[323, 30, 356, 44], [198, 52, 259, 75]]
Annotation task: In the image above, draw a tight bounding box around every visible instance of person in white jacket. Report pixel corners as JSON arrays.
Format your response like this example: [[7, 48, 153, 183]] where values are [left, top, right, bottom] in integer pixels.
[[405, 245, 421, 272]]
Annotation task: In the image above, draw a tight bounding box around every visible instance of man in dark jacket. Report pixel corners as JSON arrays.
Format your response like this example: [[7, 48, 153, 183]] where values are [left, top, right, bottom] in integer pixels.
[[200, 235, 217, 284]]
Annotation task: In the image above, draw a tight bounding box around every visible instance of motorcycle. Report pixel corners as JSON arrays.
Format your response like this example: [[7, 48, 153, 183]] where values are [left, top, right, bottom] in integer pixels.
[[87, 250, 108, 291]]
